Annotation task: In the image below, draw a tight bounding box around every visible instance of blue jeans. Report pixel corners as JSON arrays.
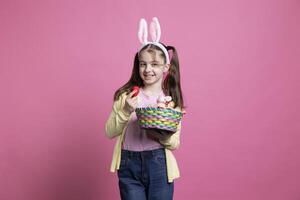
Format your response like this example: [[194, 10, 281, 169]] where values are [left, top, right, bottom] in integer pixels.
[[117, 148, 174, 200]]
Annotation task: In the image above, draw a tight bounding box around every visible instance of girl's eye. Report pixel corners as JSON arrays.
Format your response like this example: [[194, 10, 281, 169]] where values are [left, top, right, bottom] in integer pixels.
[[139, 63, 146, 67]]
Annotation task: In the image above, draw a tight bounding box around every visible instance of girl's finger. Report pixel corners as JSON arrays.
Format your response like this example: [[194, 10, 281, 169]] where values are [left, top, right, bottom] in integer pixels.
[[128, 90, 137, 98]]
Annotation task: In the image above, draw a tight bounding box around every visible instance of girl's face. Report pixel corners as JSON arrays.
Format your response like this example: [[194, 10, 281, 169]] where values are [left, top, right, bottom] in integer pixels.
[[138, 50, 170, 87]]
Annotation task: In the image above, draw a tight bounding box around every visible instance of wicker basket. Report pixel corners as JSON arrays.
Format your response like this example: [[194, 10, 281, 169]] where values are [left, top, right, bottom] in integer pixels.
[[135, 107, 183, 133]]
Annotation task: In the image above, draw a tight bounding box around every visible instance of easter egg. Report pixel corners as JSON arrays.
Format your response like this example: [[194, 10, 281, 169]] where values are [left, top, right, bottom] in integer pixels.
[[157, 95, 166, 103], [164, 96, 172, 102], [157, 102, 166, 108], [132, 86, 139, 97]]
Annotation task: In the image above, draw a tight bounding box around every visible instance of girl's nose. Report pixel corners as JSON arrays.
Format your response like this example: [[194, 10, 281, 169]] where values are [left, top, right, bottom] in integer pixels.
[[145, 64, 152, 72]]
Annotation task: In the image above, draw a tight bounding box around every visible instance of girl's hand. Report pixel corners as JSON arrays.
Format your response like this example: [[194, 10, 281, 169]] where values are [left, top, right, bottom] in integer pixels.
[[123, 90, 138, 114], [166, 101, 175, 108], [166, 101, 187, 114]]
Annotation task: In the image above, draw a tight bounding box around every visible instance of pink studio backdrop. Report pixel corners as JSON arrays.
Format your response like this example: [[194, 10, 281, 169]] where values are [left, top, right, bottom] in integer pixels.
[[1, 0, 299, 200]]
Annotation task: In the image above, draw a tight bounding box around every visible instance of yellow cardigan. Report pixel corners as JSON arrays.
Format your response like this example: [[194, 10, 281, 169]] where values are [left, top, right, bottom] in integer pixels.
[[105, 92, 182, 183]]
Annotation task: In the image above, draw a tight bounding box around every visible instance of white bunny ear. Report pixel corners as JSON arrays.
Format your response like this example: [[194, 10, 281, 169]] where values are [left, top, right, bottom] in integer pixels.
[[150, 17, 161, 42], [138, 18, 148, 45]]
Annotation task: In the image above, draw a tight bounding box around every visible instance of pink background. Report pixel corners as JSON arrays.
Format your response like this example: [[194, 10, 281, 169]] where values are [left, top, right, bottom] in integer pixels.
[[1, 0, 300, 199]]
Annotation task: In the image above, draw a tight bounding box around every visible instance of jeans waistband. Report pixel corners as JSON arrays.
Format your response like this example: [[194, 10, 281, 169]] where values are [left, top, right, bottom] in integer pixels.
[[121, 148, 165, 158]]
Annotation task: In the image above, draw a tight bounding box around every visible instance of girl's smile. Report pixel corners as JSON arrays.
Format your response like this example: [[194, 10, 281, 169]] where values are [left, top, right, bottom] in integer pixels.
[[143, 73, 155, 79]]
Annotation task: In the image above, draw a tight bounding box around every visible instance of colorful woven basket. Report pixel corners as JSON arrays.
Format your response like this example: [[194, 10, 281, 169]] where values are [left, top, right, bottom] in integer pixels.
[[135, 107, 183, 133]]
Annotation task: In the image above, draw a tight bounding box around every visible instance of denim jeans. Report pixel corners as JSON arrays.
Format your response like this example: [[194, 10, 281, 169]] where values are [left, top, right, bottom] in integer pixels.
[[117, 148, 174, 200]]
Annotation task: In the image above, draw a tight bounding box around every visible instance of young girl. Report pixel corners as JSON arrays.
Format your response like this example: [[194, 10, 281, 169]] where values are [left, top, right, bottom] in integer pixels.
[[105, 17, 185, 200]]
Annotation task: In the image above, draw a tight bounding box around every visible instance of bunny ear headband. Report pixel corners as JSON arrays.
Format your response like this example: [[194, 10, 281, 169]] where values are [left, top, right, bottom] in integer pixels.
[[138, 17, 170, 64]]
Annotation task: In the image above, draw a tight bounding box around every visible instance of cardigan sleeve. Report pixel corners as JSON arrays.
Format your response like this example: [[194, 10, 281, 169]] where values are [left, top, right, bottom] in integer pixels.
[[105, 93, 131, 139]]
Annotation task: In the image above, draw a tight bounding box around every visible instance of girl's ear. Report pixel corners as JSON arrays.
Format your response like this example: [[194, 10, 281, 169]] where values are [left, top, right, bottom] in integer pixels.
[[163, 64, 170, 73]]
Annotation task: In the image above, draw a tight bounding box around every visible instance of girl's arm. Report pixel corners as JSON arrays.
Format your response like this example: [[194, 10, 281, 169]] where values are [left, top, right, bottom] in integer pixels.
[[158, 121, 182, 150], [105, 93, 131, 139], [158, 106, 183, 150]]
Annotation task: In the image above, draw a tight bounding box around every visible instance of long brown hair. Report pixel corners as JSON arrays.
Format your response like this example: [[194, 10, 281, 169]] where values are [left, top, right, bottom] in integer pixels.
[[113, 43, 184, 109]]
